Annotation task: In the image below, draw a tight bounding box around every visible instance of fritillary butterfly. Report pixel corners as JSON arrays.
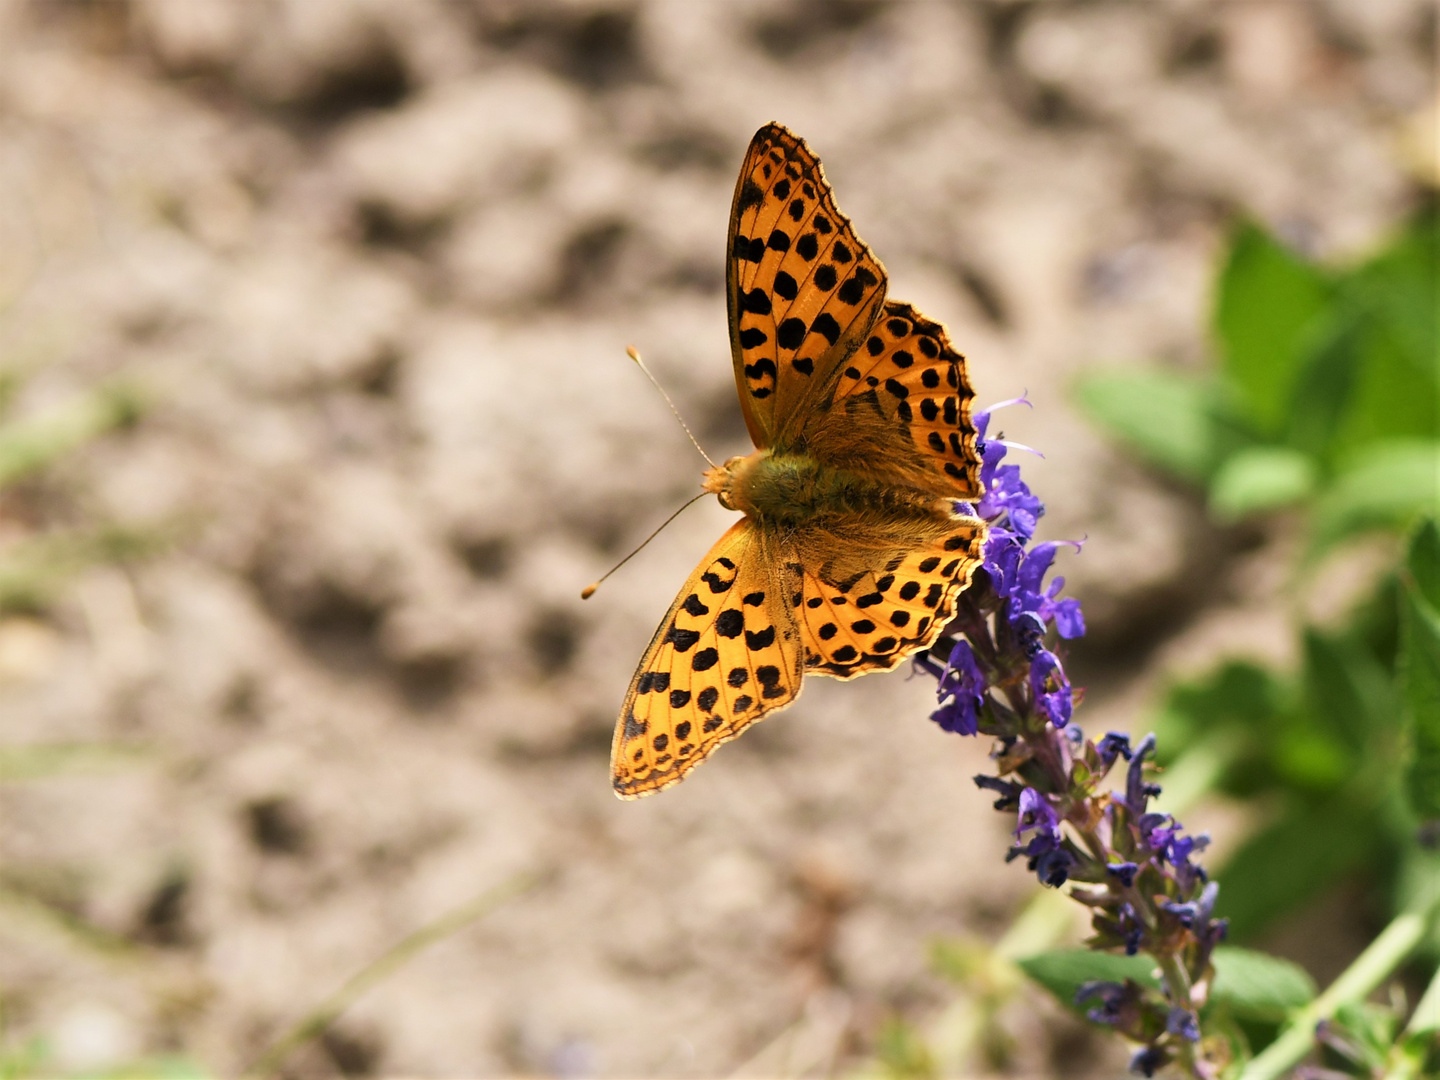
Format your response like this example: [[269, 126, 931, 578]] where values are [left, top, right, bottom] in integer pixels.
[[612, 123, 987, 798]]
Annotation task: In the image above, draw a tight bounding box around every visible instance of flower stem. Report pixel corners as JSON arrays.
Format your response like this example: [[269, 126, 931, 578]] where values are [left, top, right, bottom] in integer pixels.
[[1156, 951, 1204, 1077], [1403, 952, 1440, 1037], [1237, 901, 1440, 1080]]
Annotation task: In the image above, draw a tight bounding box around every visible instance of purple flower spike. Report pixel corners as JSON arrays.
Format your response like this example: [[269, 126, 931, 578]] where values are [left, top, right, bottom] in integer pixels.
[[1130, 1046, 1167, 1077], [1106, 861, 1139, 888], [1030, 649, 1074, 727], [1049, 596, 1086, 639], [974, 774, 1023, 810], [1125, 733, 1161, 814], [1015, 787, 1060, 839], [1166, 1008, 1201, 1042], [1013, 788, 1073, 886], [911, 396, 1219, 1073], [1033, 845, 1075, 887], [930, 639, 986, 736], [979, 463, 1045, 538], [1097, 732, 1133, 765], [1076, 980, 1129, 1025]]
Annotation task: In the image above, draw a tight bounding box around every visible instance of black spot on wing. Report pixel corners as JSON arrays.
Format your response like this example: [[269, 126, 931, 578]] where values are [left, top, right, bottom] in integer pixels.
[[837, 267, 878, 305], [777, 318, 806, 350], [740, 288, 772, 315], [744, 626, 775, 649], [665, 626, 701, 651]]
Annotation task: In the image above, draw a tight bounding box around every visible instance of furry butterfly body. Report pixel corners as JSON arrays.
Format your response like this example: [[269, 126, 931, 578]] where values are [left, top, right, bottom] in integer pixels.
[[612, 123, 987, 799]]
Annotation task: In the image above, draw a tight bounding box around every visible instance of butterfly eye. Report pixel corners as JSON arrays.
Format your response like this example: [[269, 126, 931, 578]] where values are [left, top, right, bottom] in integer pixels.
[[717, 492, 736, 511]]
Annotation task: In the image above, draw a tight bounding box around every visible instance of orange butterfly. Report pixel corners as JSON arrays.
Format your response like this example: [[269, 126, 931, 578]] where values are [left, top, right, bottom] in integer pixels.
[[612, 123, 987, 799]]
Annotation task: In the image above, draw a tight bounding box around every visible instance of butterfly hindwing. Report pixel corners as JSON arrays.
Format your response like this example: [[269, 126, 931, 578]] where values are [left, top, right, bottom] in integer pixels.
[[613, 521, 804, 799], [727, 123, 888, 449], [797, 518, 987, 679], [806, 300, 984, 501]]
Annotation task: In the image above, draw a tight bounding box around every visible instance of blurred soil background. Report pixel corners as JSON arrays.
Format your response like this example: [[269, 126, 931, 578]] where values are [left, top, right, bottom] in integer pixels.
[[0, 0, 1433, 1076]]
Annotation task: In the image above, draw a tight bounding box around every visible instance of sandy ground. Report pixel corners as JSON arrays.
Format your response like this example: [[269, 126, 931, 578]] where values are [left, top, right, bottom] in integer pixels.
[[0, 1, 1432, 1076]]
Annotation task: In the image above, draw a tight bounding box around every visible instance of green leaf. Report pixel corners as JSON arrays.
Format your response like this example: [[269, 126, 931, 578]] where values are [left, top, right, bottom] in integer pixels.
[[1300, 627, 1397, 749], [1215, 799, 1377, 940], [1400, 580, 1440, 822], [1152, 661, 1291, 781], [1271, 727, 1349, 792], [1017, 949, 1158, 1015], [1345, 206, 1440, 384], [1314, 440, 1440, 548], [1214, 222, 1332, 434], [1209, 946, 1316, 1022], [1315, 208, 1439, 456], [1332, 323, 1440, 455], [1406, 517, 1440, 611], [1074, 369, 1219, 481], [1283, 312, 1364, 460], [1208, 446, 1318, 519]]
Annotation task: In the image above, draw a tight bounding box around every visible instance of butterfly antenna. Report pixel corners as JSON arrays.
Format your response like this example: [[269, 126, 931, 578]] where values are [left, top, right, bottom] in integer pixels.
[[581, 491, 709, 600], [627, 345, 716, 468]]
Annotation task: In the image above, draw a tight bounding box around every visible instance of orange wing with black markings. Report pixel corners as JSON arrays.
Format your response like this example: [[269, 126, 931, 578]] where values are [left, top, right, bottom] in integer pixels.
[[801, 300, 984, 502], [726, 123, 888, 449], [612, 521, 805, 799], [796, 519, 987, 679]]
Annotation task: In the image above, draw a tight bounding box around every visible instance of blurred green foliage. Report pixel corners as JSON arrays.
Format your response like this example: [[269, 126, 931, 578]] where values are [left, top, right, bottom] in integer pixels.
[[1078, 207, 1440, 944], [1061, 208, 1440, 1075], [1019, 945, 1316, 1027], [1075, 205, 1437, 541]]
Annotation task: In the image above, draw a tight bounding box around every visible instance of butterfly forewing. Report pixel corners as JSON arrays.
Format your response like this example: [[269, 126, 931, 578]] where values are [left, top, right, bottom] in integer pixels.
[[613, 521, 804, 798], [727, 123, 888, 449], [795, 520, 987, 678], [807, 300, 984, 501]]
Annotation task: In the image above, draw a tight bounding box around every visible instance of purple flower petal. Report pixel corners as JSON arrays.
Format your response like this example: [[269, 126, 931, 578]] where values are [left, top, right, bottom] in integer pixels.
[[1097, 732, 1133, 765], [1030, 649, 1074, 728], [929, 639, 986, 736]]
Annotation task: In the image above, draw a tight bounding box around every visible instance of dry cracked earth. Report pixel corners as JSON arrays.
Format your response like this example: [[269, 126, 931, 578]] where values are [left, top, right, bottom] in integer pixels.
[[0, 1, 1432, 1077]]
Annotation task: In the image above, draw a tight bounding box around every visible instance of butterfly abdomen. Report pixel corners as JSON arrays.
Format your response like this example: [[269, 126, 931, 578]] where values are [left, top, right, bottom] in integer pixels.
[[726, 450, 950, 528]]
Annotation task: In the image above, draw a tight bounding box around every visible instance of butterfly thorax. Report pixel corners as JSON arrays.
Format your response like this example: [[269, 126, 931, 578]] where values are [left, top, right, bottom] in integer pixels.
[[703, 449, 953, 528]]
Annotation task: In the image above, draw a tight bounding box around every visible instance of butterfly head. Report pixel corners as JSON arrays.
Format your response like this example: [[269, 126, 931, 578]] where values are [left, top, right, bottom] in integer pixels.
[[701, 450, 767, 513]]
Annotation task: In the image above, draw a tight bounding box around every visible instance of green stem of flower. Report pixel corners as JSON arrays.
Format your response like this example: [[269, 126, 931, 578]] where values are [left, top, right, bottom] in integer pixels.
[[1237, 902, 1440, 1080], [1404, 952, 1440, 1037], [1070, 793, 1214, 1078], [1155, 950, 1205, 1077]]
